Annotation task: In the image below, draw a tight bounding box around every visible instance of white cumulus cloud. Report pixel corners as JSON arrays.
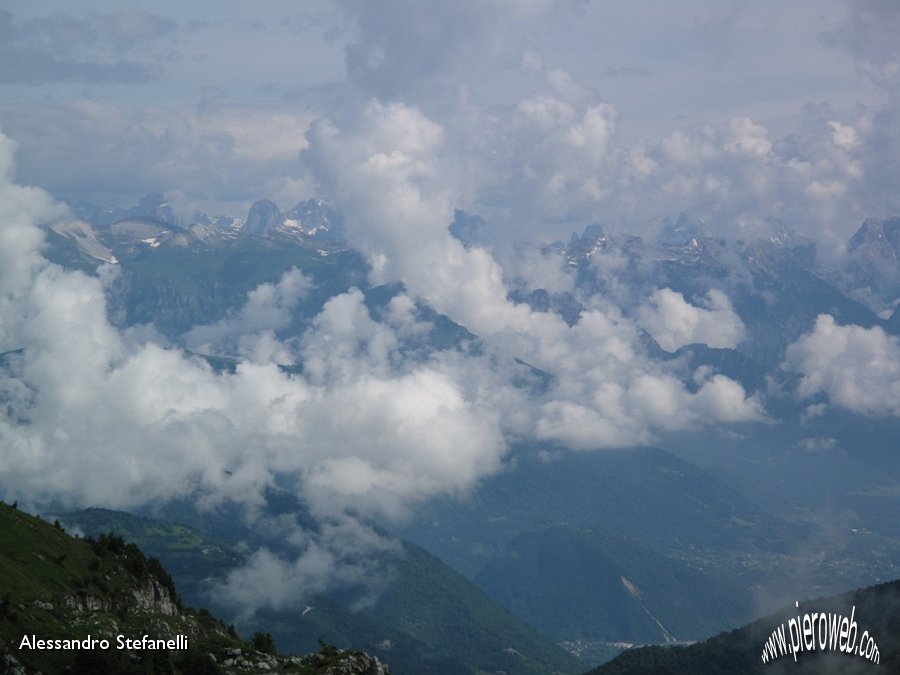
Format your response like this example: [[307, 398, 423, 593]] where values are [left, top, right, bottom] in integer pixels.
[[637, 288, 745, 352], [784, 314, 900, 416]]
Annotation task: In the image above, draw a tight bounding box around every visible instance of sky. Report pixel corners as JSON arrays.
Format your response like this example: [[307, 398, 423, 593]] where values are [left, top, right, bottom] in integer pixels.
[[1, 0, 900, 615], [0, 0, 898, 245]]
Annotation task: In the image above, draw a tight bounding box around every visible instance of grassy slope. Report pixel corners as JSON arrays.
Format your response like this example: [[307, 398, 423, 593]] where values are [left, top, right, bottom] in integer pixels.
[[371, 541, 580, 674], [0, 502, 240, 674]]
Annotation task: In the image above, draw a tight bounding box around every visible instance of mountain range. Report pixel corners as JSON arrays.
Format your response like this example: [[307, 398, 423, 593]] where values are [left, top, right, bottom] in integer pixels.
[[18, 191, 900, 672]]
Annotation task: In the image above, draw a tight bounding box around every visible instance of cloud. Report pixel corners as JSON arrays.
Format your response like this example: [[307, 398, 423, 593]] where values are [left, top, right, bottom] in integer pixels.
[[307, 1, 890, 247], [784, 314, 900, 415], [183, 268, 313, 364], [2, 3, 896, 248], [301, 100, 529, 338], [0, 129, 513, 614], [291, 288, 506, 517], [637, 288, 745, 352], [0, 122, 509, 507], [10, 1, 883, 612], [0, 101, 316, 210], [336, 60, 879, 248], [622, 111, 873, 247], [1, 265, 505, 519], [821, 0, 900, 89], [693, 1, 748, 64], [213, 515, 400, 615], [300, 366, 504, 516], [530, 325, 765, 451], [497, 94, 620, 222], [1, 95, 766, 526], [0, 10, 175, 84], [338, 0, 584, 99], [300, 101, 764, 454]]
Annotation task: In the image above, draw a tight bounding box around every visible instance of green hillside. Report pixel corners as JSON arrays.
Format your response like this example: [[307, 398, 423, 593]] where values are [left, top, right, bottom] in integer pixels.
[[371, 542, 579, 674], [0, 501, 241, 674], [246, 544, 582, 675]]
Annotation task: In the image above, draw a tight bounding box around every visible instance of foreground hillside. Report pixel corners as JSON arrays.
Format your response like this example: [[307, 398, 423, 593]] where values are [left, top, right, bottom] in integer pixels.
[[590, 578, 900, 674], [0, 502, 391, 674], [0, 501, 243, 673]]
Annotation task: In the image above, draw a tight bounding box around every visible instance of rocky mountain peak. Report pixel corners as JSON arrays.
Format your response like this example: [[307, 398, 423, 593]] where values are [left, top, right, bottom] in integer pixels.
[[283, 198, 344, 240], [449, 209, 488, 248], [241, 199, 283, 238], [124, 192, 180, 227], [849, 217, 900, 258]]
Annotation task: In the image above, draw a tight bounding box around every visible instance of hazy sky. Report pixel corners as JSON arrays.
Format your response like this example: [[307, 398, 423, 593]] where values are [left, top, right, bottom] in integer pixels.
[[1, 1, 897, 244], [2, 1, 900, 613]]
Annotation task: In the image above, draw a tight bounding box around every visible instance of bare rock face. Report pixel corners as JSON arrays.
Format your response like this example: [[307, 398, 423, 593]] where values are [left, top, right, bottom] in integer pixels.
[[218, 645, 390, 674], [845, 217, 900, 311], [241, 199, 283, 237], [130, 577, 179, 616]]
